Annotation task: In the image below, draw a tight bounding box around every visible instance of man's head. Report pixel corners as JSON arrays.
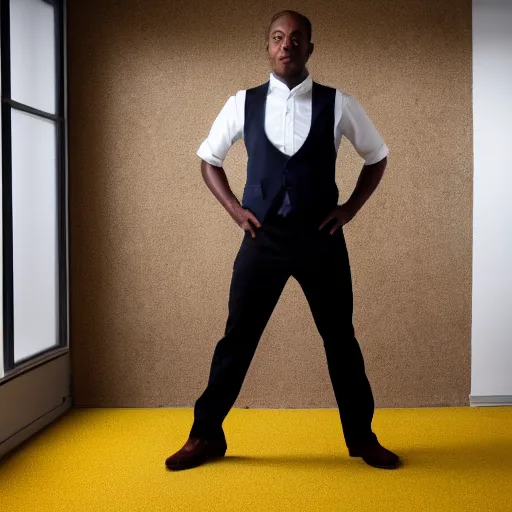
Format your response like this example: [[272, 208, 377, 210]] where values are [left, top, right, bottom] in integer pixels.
[[267, 10, 314, 82]]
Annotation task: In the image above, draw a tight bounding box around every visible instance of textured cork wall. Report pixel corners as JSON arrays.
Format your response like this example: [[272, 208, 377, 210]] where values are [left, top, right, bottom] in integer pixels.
[[68, 0, 473, 408]]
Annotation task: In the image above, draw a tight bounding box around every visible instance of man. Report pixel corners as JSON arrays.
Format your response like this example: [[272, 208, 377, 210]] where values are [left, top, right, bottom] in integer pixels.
[[166, 10, 400, 471]]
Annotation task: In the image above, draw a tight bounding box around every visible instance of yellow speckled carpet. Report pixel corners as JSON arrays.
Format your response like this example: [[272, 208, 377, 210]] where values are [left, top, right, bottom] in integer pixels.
[[0, 407, 511, 511]]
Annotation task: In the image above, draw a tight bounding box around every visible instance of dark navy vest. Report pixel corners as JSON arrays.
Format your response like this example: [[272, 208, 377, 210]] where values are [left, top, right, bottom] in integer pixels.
[[241, 80, 339, 225]]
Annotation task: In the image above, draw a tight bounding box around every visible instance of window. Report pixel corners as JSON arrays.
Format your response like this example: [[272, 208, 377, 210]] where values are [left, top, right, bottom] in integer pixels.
[[1, 0, 68, 372]]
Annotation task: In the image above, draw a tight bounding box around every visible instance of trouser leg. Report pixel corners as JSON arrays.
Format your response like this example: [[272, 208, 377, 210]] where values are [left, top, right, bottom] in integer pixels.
[[292, 228, 377, 449], [190, 230, 290, 438]]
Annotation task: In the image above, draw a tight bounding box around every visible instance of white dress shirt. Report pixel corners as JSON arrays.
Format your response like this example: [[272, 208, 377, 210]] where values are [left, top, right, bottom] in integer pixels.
[[197, 73, 389, 167]]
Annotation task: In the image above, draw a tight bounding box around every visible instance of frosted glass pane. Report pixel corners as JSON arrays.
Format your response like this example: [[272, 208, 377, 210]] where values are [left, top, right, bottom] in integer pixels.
[[10, 0, 56, 114], [11, 109, 58, 362]]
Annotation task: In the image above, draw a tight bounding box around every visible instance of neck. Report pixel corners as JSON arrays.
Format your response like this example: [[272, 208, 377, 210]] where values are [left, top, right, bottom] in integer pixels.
[[273, 70, 309, 90]]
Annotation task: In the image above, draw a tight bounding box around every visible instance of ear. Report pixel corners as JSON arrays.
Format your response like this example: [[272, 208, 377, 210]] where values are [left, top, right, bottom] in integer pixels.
[[307, 42, 314, 60]]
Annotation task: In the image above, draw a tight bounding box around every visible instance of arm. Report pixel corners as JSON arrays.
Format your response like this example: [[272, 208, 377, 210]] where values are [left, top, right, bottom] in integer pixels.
[[197, 91, 261, 237], [320, 93, 389, 233], [200, 160, 261, 237], [344, 156, 387, 217], [200, 160, 241, 218]]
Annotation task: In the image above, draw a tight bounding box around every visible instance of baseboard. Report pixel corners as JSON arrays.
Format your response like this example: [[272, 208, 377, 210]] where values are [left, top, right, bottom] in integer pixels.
[[0, 397, 72, 461], [469, 395, 512, 406]]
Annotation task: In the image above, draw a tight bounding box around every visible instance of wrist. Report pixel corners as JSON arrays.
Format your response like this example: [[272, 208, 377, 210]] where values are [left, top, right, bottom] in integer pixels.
[[343, 199, 360, 218], [226, 197, 242, 217]]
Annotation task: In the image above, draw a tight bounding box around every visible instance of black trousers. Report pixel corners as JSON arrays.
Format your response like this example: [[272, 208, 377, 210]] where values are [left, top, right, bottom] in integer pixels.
[[190, 209, 377, 450]]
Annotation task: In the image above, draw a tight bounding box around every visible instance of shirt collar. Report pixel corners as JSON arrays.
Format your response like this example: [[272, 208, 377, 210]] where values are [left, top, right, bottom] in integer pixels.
[[269, 73, 313, 97]]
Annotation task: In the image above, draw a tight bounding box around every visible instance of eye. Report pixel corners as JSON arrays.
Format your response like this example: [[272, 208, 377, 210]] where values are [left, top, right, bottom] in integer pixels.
[[273, 35, 282, 41]]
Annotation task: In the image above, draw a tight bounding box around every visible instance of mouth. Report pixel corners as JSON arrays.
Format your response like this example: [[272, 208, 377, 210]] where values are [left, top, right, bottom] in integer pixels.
[[280, 56, 292, 63]]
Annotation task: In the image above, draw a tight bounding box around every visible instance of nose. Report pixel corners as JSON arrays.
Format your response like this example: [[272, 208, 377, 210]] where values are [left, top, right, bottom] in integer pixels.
[[280, 37, 290, 51]]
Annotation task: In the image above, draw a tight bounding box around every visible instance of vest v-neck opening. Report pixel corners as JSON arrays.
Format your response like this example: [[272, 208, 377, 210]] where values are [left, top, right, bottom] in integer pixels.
[[261, 82, 317, 161]]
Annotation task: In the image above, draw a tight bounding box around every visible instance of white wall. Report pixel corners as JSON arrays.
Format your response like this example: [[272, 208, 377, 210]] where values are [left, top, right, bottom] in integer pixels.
[[0, 45, 3, 380], [471, 0, 512, 403]]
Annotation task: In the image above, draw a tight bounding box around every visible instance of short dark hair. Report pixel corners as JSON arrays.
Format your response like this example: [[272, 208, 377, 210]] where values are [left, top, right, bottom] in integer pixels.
[[267, 10, 312, 42]]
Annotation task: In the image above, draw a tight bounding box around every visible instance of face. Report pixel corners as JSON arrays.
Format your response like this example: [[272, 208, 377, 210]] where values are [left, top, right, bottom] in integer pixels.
[[267, 14, 313, 80]]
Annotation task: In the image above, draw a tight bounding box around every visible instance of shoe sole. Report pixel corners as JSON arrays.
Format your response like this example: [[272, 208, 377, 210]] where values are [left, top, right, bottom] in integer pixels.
[[349, 452, 401, 469], [165, 448, 227, 471], [167, 451, 399, 471]]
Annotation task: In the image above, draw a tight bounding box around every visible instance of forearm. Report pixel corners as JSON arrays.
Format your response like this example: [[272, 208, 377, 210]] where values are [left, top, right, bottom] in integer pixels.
[[200, 160, 241, 218], [344, 156, 387, 215]]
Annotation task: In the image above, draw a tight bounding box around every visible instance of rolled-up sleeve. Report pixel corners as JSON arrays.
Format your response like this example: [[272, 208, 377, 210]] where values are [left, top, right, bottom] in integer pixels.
[[197, 92, 244, 167], [337, 93, 389, 165]]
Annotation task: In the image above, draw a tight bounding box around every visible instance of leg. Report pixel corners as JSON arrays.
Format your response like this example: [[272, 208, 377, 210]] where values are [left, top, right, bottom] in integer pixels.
[[190, 230, 291, 438], [292, 228, 377, 450]]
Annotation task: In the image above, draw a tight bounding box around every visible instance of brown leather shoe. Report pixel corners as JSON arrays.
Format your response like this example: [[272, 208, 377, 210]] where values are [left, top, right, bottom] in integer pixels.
[[165, 436, 227, 471], [348, 439, 401, 469]]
